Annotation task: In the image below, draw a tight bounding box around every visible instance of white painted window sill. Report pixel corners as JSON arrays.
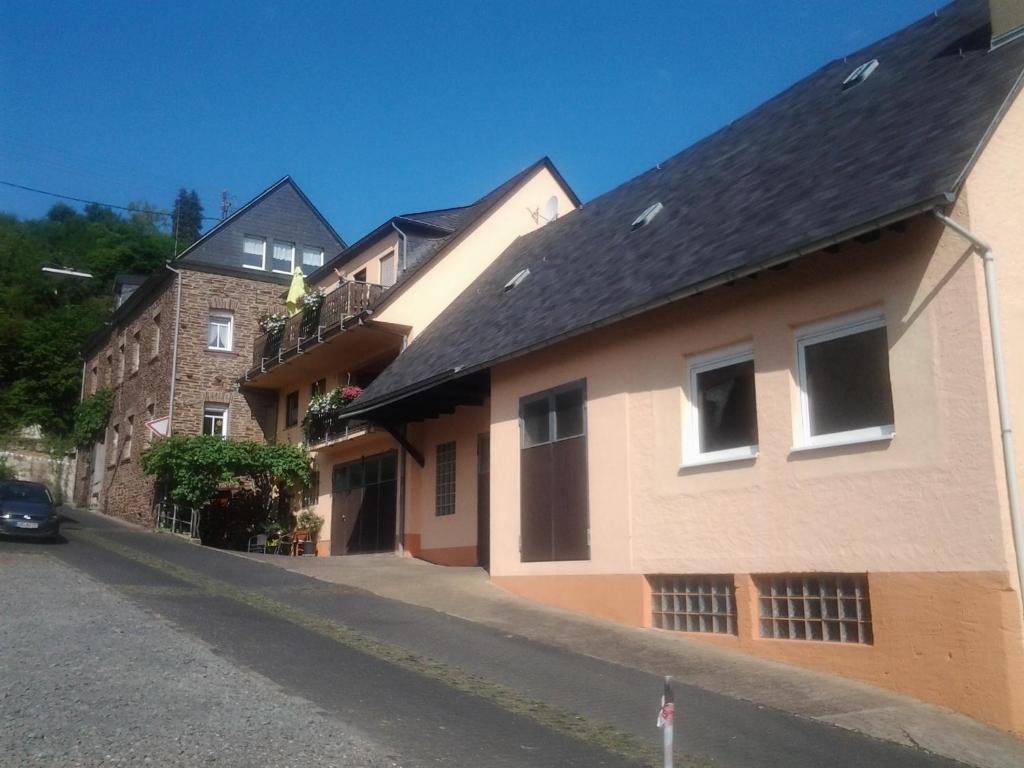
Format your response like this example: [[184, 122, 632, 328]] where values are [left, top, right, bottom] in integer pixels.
[[790, 429, 894, 454], [681, 446, 758, 469]]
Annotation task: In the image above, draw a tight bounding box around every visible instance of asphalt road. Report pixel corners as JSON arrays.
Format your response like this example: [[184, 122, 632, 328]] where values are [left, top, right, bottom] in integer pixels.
[[0, 509, 970, 768]]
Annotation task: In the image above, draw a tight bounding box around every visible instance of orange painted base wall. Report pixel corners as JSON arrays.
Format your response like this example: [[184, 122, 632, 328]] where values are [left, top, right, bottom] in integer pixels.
[[493, 570, 1024, 735], [493, 574, 650, 627]]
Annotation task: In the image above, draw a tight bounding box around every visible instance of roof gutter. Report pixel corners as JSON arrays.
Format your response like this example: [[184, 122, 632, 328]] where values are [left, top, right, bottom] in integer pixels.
[[343, 195, 950, 419], [933, 208, 1024, 617]]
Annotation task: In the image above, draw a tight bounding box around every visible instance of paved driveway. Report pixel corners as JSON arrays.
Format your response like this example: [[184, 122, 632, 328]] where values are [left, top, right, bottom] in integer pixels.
[[1, 508, 1014, 767]]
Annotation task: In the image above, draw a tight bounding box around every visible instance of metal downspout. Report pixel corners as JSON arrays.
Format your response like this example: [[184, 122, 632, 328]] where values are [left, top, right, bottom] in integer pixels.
[[933, 209, 1024, 618], [165, 264, 183, 433], [391, 221, 408, 272]]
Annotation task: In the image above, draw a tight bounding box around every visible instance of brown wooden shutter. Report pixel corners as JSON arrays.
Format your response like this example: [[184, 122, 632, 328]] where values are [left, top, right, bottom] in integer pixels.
[[519, 381, 590, 563], [520, 444, 553, 562]]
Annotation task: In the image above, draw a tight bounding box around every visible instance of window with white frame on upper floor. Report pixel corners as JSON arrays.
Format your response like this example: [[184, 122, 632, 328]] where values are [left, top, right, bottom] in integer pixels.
[[684, 343, 758, 466], [243, 236, 266, 270], [208, 313, 233, 352], [203, 404, 228, 438], [795, 310, 894, 449], [117, 339, 125, 382], [379, 251, 396, 287], [302, 245, 323, 274], [272, 240, 295, 274]]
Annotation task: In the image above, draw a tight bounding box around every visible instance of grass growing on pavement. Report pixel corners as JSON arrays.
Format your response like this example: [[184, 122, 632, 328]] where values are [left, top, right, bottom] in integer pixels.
[[75, 529, 714, 768]]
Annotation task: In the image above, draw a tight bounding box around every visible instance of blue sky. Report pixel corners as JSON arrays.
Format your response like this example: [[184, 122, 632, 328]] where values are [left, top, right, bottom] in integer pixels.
[[1, 0, 942, 241]]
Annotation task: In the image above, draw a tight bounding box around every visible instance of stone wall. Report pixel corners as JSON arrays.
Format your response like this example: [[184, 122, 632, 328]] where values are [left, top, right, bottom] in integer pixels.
[[1, 448, 75, 504]]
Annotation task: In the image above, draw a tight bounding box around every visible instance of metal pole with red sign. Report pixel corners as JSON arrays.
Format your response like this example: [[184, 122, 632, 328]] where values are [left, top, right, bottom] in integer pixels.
[[657, 676, 674, 768]]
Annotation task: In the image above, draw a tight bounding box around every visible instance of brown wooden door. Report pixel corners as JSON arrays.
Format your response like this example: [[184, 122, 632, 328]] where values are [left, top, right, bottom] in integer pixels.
[[519, 382, 590, 563], [477, 433, 490, 570]]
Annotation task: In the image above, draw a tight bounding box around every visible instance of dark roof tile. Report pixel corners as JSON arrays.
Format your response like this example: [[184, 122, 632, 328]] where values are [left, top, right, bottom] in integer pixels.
[[350, 0, 1024, 414]]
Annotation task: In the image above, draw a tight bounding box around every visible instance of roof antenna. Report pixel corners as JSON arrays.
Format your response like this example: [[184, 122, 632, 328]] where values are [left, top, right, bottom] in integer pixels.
[[220, 190, 233, 220]]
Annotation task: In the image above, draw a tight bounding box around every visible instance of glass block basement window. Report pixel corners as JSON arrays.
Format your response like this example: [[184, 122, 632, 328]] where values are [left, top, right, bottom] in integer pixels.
[[650, 575, 737, 635], [756, 574, 872, 644]]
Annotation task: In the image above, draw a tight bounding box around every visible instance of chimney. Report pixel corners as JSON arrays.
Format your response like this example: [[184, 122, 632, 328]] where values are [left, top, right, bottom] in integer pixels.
[[991, 0, 1024, 48]]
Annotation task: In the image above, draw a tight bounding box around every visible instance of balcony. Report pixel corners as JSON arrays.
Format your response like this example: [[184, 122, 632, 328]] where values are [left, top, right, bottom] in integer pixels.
[[305, 414, 374, 449], [247, 281, 386, 380]]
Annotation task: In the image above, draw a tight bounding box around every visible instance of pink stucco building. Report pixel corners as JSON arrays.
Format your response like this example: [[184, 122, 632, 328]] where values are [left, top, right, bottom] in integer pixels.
[[240, 0, 1024, 735]]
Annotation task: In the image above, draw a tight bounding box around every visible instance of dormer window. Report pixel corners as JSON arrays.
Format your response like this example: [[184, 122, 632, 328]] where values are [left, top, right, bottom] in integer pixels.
[[272, 241, 295, 274], [841, 59, 879, 91], [302, 246, 323, 274], [243, 236, 266, 270]]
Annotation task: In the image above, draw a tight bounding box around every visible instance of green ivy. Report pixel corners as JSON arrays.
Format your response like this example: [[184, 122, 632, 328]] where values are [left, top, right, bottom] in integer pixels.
[[140, 434, 311, 512], [72, 388, 114, 448]]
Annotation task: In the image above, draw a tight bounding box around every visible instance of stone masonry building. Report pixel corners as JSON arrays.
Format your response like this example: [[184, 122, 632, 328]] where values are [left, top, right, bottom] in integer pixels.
[[74, 177, 345, 523]]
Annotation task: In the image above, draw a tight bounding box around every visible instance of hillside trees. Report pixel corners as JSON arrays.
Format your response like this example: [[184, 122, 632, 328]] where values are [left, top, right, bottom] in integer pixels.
[[0, 203, 175, 437]]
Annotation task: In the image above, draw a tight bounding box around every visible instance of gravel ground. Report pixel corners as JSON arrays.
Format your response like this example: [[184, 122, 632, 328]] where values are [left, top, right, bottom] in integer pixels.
[[0, 553, 399, 768]]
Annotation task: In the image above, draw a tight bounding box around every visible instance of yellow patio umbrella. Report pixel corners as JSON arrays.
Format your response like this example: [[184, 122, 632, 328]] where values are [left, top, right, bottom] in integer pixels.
[[285, 267, 306, 317]]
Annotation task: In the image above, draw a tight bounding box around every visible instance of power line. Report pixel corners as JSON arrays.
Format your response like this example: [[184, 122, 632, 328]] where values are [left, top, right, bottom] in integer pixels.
[[0, 179, 221, 221]]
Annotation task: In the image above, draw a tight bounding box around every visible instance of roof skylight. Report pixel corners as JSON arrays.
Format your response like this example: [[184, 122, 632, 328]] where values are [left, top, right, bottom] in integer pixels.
[[631, 202, 663, 231], [841, 59, 879, 90], [503, 268, 530, 292]]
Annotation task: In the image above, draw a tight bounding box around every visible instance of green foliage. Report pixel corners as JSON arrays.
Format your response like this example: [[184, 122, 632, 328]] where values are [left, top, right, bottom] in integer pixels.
[[0, 203, 174, 437], [140, 435, 311, 511], [72, 388, 113, 447], [0, 457, 15, 481], [296, 508, 324, 540], [171, 189, 203, 250]]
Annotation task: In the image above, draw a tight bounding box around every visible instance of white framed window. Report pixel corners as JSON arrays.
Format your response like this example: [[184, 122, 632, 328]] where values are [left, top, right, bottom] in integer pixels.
[[208, 313, 233, 351], [795, 310, 894, 450], [203, 404, 228, 438], [302, 246, 323, 273], [683, 343, 758, 466], [380, 251, 396, 287], [243, 235, 266, 270], [272, 240, 295, 274]]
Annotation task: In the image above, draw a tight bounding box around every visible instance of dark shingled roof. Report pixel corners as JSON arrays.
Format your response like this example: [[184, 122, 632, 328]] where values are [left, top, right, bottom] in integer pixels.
[[309, 157, 579, 302], [348, 0, 1024, 416]]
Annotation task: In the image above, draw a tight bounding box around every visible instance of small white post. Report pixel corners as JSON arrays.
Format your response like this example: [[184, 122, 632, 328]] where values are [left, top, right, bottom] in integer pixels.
[[657, 675, 675, 768]]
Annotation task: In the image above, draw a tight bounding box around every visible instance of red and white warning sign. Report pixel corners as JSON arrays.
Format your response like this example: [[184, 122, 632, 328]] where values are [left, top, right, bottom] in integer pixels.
[[145, 416, 170, 438]]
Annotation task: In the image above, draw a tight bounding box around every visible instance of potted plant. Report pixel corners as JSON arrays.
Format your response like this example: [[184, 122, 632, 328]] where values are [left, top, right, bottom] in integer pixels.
[[301, 286, 326, 312], [258, 311, 288, 335], [295, 508, 323, 556]]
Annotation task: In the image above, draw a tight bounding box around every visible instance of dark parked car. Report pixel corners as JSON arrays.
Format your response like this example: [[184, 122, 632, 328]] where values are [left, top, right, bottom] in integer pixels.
[[0, 481, 60, 540]]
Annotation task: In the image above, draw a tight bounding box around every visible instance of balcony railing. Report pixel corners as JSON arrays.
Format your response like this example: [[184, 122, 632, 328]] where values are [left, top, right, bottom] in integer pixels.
[[305, 414, 372, 448], [251, 281, 385, 373]]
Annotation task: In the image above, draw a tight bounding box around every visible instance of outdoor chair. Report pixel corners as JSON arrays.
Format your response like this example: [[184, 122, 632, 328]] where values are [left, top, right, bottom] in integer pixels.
[[274, 533, 293, 555], [292, 529, 312, 556], [247, 533, 267, 553]]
